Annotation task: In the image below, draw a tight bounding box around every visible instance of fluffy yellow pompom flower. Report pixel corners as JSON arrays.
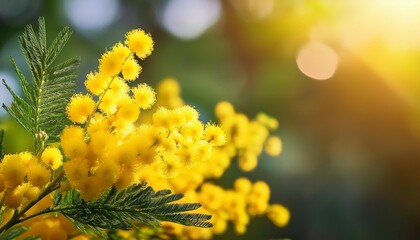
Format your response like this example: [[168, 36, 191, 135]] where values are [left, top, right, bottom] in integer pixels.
[[109, 77, 129, 96], [61, 126, 88, 159], [67, 94, 95, 124], [251, 181, 270, 200], [98, 92, 119, 115], [264, 136, 282, 156], [4, 187, 24, 209], [76, 176, 107, 201], [266, 204, 290, 227], [153, 107, 171, 128], [215, 101, 235, 120], [99, 50, 123, 77], [0, 154, 27, 188], [41, 147, 63, 170], [125, 29, 154, 59], [112, 42, 131, 60], [238, 152, 258, 172], [27, 162, 51, 187], [132, 83, 156, 109], [63, 158, 89, 186], [157, 77, 181, 100], [122, 57, 141, 81], [204, 124, 226, 147], [85, 72, 111, 95], [94, 159, 121, 186], [178, 105, 199, 123], [198, 183, 225, 211], [181, 121, 204, 142], [234, 177, 252, 195], [156, 156, 181, 178], [116, 98, 140, 123]]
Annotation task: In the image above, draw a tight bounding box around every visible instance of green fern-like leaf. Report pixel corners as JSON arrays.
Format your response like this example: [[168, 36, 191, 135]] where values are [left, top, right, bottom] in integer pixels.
[[0, 226, 28, 240], [2, 17, 80, 153], [55, 182, 212, 231]]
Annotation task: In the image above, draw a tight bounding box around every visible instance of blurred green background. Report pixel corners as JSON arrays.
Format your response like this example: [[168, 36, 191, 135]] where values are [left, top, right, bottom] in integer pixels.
[[2, 0, 420, 239]]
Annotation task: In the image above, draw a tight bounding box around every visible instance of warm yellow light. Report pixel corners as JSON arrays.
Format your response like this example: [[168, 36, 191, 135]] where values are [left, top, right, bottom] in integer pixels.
[[230, 0, 274, 19], [296, 41, 339, 80], [334, 0, 420, 50]]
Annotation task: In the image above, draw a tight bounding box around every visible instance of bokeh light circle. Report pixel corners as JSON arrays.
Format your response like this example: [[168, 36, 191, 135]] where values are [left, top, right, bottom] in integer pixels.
[[63, 0, 119, 35], [296, 41, 339, 80], [161, 0, 221, 40]]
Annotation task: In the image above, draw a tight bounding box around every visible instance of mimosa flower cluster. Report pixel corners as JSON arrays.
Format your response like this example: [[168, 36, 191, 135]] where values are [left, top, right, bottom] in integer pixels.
[[61, 29, 226, 201], [0, 23, 289, 240], [0, 147, 62, 209], [116, 79, 289, 239]]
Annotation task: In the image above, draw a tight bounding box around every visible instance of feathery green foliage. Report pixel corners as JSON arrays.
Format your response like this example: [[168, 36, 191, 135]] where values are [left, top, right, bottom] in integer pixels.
[[2, 17, 80, 153], [0, 226, 29, 240], [54, 182, 212, 231]]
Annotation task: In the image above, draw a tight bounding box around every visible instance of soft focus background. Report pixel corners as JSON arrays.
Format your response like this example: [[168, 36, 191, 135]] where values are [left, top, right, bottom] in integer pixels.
[[2, 0, 420, 239]]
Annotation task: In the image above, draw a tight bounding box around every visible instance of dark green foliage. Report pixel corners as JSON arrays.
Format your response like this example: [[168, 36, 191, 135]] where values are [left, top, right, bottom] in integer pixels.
[[1, 17, 80, 153], [55, 182, 212, 232]]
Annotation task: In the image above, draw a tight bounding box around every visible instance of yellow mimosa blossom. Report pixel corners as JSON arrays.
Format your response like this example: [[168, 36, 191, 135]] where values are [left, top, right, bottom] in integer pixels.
[[98, 92, 119, 115], [192, 140, 211, 161], [85, 72, 110, 95], [238, 152, 258, 172], [251, 181, 270, 201], [178, 105, 199, 123], [132, 83, 156, 109], [198, 183, 225, 211], [115, 98, 140, 123], [181, 121, 204, 142], [61, 126, 88, 159], [23, 219, 68, 240], [204, 124, 226, 147], [256, 112, 279, 130], [24, 184, 41, 200], [75, 176, 106, 201], [176, 146, 195, 167], [88, 129, 115, 155], [125, 29, 154, 59], [114, 169, 137, 190], [264, 136, 282, 156], [109, 77, 129, 96], [122, 56, 141, 81], [234, 177, 252, 195], [266, 204, 290, 227], [4, 187, 24, 209], [27, 162, 51, 187], [99, 50, 123, 77], [94, 159, 121, 186], [63, 158, 89, 185], [0, 154, 27, 188], [156, 157, 181, 178], [215, 101, 235, 120], [66, 94, 95, 124], [41, 147, 63, 170], [86, 113, 109, 135], [153, 107, 171, 128], [112, 42, 131, 60]]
